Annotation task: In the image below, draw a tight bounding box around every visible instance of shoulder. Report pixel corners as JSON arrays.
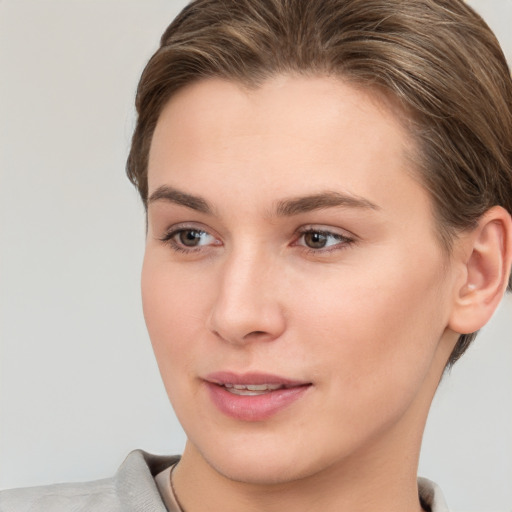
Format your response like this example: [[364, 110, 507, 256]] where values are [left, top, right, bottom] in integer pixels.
[[0, 450, 179, 512], [0, 476, 118, 512]]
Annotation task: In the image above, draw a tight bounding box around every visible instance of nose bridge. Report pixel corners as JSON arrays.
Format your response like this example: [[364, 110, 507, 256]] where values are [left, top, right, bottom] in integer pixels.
[[208, 241, 285, 344]]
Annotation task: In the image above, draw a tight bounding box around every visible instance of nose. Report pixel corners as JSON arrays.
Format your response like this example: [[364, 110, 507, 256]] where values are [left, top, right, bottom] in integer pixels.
[[207, 248, 286, 345]]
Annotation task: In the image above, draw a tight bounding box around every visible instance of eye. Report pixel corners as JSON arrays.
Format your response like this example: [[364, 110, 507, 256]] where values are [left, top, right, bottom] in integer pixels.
[[176, 229, 211, 247], [303, 231, 332, 249], [296, 228, 354, 252], [160, 226, 220, 252]]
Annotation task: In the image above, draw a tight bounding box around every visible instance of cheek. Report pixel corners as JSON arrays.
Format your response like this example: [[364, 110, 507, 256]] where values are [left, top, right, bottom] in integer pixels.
[[141, 254, 208, 374], [141, 254, 214, 425], [293, 252, 450, 393], [289, 273, 448, 447]]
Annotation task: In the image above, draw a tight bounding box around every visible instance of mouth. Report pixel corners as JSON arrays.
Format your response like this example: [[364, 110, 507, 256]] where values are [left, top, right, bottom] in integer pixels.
[[203, 372, 312, 421], [220, 383, 296, 396], [205, 371, 310, 392]]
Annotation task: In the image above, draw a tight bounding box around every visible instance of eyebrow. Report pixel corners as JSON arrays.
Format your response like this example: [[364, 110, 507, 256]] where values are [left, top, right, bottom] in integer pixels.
[[274, 191, 380, 216], [148, 185, 212, 214], [147, 185, 379, 216]]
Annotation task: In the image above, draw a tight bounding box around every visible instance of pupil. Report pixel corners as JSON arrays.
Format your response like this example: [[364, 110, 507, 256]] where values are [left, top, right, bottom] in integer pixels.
[[305, 232, 327, 248], [179, 230, 201, 247]]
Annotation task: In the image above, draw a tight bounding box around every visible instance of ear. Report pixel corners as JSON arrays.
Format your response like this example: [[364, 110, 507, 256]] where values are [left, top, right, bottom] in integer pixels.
[[449, 206, 512, 335]]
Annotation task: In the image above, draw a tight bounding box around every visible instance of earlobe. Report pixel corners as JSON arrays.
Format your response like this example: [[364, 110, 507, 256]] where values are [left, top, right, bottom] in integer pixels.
[[449, 206, 512, 335]]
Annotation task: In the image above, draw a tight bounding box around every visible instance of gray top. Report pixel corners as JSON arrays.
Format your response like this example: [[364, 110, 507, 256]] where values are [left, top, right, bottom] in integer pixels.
[[0, 451, 176, 512], [0, 450, 449, 511]]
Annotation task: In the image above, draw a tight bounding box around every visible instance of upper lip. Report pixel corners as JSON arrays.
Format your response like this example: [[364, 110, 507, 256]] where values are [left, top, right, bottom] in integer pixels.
[[204, 371, 311, 387]]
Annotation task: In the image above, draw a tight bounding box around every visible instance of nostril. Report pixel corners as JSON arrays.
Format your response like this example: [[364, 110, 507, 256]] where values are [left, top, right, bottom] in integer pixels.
[[244, 330, 269, 339]]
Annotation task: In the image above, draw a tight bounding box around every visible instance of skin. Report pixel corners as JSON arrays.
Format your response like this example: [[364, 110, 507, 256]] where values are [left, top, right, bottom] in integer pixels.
[[142, 76, 479, 512]]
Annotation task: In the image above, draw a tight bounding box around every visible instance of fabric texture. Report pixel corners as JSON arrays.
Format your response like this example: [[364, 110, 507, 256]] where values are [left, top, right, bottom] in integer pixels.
[[0, 451, 178, 512], [0, 450, 449, 511]]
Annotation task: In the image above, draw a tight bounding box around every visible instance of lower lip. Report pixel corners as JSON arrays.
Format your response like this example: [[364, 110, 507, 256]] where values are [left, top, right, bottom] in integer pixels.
[[205, 382, 310, 422]]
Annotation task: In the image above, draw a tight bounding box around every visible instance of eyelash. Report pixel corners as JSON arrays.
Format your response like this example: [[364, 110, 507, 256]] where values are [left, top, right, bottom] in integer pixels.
[[159, 226, 218, 253], [294, 228, 355, 254], [159, 226, 355, 255]]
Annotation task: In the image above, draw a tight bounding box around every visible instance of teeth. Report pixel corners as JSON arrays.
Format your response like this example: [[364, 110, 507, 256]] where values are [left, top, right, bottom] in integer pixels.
[[223, 383, 283, 395]]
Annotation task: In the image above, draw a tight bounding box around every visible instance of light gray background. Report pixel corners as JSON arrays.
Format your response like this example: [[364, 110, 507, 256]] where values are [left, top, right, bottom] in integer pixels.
[[0, 1, 511, 511]]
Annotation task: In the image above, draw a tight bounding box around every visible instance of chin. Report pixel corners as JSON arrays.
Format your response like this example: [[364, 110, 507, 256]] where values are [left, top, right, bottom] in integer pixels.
[[206, 450, 312, 485], [187, 429, 340, 486]]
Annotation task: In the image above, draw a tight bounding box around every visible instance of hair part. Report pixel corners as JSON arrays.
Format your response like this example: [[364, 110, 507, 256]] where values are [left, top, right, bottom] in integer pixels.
[[127, 0, 512, 365]]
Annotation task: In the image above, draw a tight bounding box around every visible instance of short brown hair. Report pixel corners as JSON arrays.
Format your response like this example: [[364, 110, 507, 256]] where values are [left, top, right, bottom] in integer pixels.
[[127, 0, 512, 365]]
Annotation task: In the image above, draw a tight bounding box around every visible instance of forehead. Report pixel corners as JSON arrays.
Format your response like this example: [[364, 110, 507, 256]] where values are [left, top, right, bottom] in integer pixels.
[[147, 75, 429, 223], [151, 76, 411, 157]]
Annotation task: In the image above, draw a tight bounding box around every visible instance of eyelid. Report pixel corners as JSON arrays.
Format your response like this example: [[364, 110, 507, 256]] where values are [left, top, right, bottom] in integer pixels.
[[159, 221, 215, 238], [297, 224, 356, 238], [159, 222, 222, 252], [293, 224, 357, 252]]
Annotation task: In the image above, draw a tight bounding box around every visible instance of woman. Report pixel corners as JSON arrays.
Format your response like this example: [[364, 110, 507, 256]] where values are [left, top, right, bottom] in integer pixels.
[[2, 0, 511, 511]]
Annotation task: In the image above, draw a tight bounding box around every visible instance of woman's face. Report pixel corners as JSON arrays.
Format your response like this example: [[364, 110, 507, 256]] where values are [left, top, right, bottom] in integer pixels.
[[142, 76, 460, 483]]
